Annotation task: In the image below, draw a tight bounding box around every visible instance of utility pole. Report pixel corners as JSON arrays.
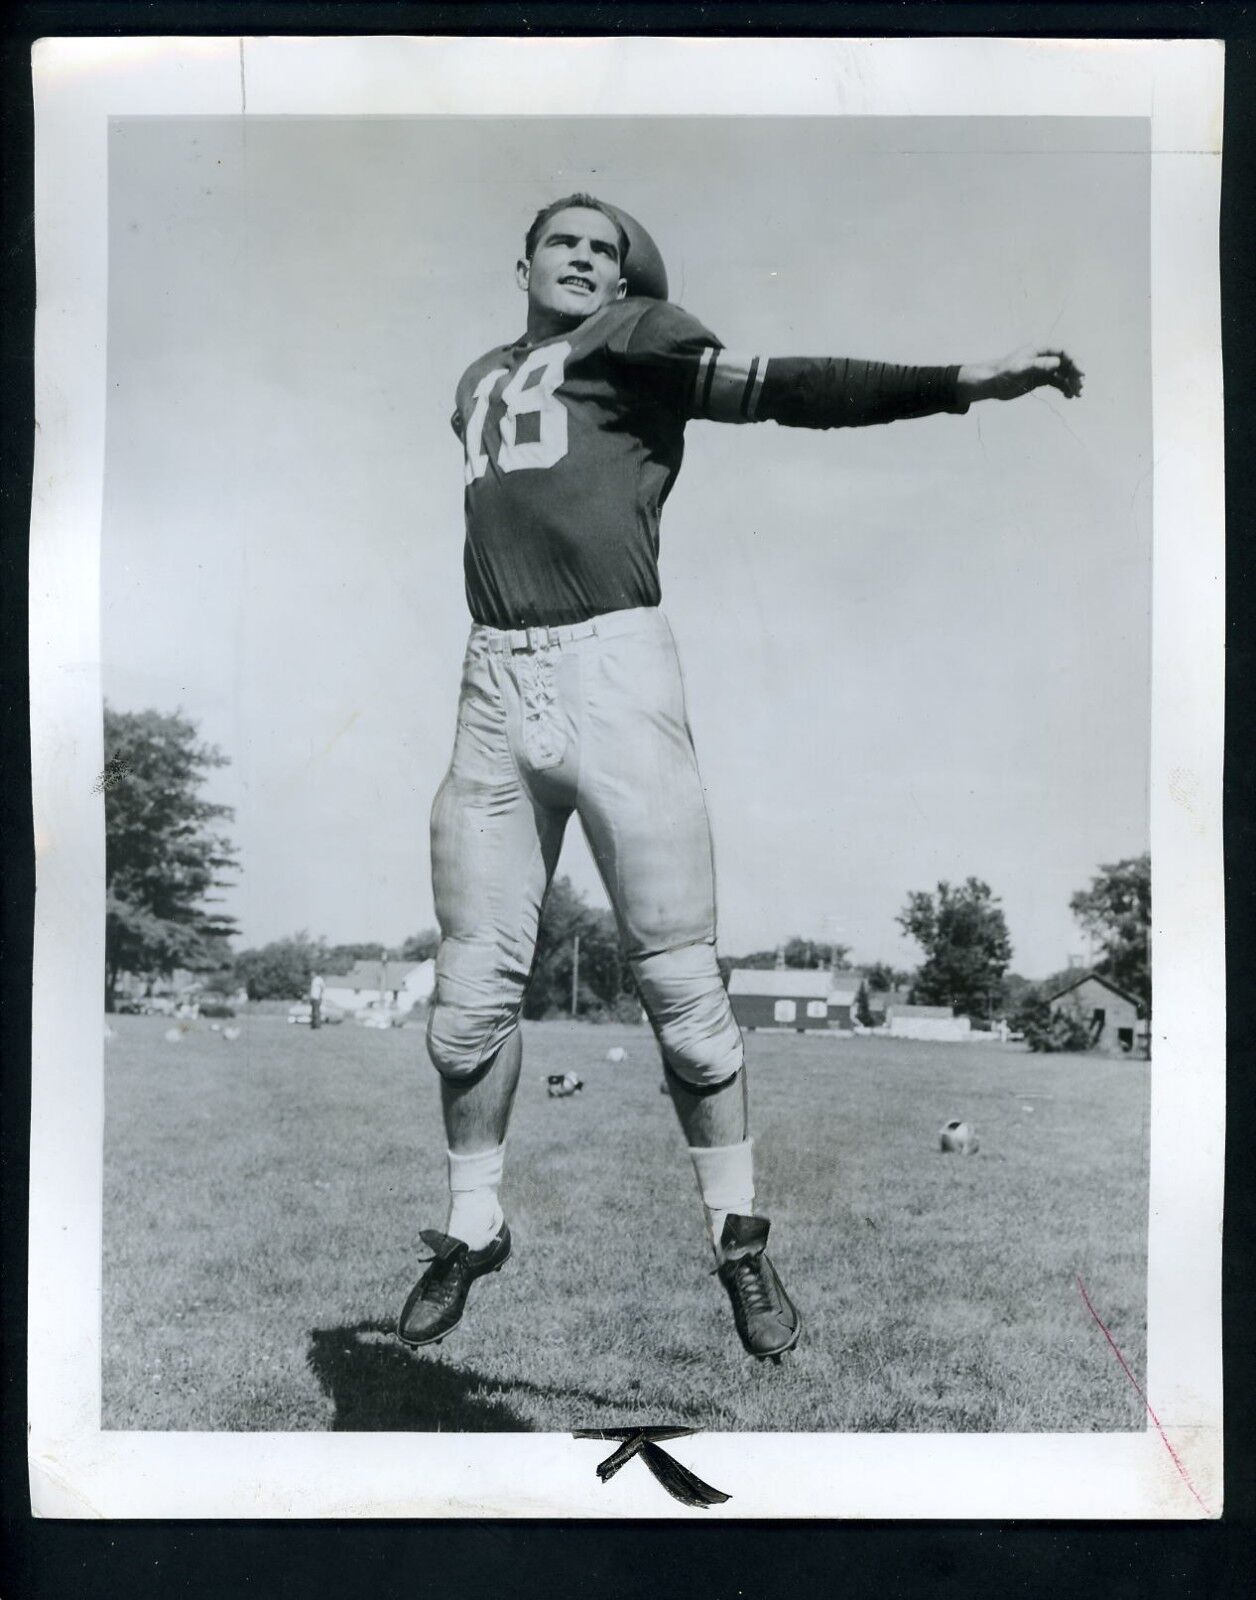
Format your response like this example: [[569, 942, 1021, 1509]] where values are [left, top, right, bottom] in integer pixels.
[[571, 933, 580, 1017]]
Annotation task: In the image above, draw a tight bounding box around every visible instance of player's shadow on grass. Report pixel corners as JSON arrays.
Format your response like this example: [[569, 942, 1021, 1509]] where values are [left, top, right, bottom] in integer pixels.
[[308, 1322, 621, 1432]]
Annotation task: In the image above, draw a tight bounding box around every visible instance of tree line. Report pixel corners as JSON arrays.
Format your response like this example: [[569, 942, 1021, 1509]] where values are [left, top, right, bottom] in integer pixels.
[[103, 704, 1150, 1022]]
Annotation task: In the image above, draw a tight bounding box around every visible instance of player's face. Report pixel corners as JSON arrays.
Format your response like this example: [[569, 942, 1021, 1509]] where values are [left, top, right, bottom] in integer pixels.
[[517, 207, 628, 330]]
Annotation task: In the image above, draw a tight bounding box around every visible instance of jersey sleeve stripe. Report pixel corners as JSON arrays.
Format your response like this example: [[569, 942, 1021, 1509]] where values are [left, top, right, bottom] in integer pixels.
[[745, 357, 768, 421], [692, 346, 718, 415], [739, 356, 762, 419], [694, 351, 766, 424]]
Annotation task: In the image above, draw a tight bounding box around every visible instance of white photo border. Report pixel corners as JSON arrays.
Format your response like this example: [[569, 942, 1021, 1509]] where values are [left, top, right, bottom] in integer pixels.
[[28, 35, 1225, 1519]]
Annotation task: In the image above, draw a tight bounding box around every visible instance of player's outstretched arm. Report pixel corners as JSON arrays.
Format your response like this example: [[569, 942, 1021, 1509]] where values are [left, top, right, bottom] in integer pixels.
[[688, 345, 1083, 430], [955, 347, 1084, 405]]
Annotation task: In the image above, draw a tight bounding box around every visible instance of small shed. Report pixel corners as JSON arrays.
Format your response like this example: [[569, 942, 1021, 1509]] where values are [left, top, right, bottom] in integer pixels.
[[885, 1004, 972, 1042], [827, 980, 860, 1031], [868, 987, 911, 1022], [1046, 971, 1144, 1055], [728, 968, 833, 1031]]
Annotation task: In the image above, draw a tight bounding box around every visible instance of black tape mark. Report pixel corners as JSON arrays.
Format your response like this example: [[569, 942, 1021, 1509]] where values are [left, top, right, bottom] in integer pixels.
[[93, 756, 129, 794], [573, 1428, 730, 1508]]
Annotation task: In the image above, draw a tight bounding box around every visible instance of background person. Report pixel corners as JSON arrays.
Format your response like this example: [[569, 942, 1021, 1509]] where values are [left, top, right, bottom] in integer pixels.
[[309, 971, 324, 1030]]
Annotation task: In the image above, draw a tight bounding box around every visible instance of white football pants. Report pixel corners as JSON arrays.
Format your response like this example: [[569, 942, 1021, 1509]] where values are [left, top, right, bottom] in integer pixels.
[[427, 606, 743, 1088]]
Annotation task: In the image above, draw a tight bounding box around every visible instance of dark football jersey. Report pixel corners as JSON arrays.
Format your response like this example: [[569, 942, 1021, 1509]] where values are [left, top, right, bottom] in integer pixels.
[[452, 299, 720, 629]]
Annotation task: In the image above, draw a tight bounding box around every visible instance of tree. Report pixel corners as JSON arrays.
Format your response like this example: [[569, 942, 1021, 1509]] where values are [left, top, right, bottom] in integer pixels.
[[730, 949, 781, 972], [1036, 966, 1084, 1000], [524, 877, 634, 1020], [999, 970, 1039, 1016], [103, 705, 238, 1010], [1017, 995, 1095, 1054], [854, 979, 875, 1028], [1069, 853, 1151, 1011], [233, 933, 328, 1001], [782, 937, 852, 971], [896, 877, 1013, 1017], [723, 938, 852, 973], [324, 941, 403, 970], [401, 927, 440, 963], [861, 960, 909, 993]]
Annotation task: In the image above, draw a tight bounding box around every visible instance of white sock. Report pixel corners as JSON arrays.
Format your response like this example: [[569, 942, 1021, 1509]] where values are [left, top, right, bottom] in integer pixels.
[[689, 1138, 755, 1262], [445, 1144, 505, 1249]]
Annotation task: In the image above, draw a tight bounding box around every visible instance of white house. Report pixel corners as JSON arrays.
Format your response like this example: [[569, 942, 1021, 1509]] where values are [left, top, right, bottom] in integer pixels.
[[323, 958, 436, 1015]]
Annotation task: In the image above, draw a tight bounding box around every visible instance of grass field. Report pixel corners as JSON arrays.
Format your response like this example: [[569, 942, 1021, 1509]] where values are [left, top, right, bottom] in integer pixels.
[[103, 1014, 1149, 1433]]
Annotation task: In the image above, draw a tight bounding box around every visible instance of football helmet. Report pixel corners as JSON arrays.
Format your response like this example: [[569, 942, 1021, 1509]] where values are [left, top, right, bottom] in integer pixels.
[[606, 204, 669, 300]]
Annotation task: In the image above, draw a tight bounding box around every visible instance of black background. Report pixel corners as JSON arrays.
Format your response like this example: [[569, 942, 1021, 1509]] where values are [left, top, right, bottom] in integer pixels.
[[2, 5, 1252, 1597]]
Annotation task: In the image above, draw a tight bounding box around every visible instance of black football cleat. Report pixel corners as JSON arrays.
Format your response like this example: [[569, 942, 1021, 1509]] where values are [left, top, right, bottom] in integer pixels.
[[715, 1214, 801, 1362], [397, 1223, 511, 1347]]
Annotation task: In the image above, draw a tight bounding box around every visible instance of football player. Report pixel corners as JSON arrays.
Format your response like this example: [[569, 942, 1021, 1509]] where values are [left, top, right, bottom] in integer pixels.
[[398, 195, 1082, 1361]]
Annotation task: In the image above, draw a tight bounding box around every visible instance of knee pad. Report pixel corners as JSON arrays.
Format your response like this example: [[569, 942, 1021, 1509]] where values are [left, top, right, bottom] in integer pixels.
[[426, 935, 523, 1081], [632, 941, 743, 1088], [426, 1003, 517, 1082]]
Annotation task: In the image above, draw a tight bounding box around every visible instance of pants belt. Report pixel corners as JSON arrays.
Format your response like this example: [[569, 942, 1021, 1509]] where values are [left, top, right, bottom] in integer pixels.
[[474, 607, 659, 654], [507, 620, 597, 653]]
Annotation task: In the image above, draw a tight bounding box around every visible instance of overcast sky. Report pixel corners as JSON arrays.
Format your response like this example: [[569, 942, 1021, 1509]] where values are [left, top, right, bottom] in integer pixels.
[[101, 115, 1150, 977]]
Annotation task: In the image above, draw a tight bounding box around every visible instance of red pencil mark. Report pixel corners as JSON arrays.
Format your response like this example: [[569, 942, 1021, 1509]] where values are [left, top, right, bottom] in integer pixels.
[[1076, 1274, 1211, 1515]]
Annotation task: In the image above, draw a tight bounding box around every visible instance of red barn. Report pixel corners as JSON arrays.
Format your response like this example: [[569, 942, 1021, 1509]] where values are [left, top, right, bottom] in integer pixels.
[[727, 969, 833, 1032]]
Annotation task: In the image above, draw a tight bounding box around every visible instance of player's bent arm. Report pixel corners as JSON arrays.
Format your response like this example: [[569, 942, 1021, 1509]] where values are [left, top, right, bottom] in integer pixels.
[[691, 347, 1082, 428]]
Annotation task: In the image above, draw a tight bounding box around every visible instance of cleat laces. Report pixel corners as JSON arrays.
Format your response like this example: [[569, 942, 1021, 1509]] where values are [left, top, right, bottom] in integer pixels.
[[713, 1214, 800, 1359], [417, 1261, 458, 1310], [415, 1233, 467, 1310], [728, 1254, 776, 1318]]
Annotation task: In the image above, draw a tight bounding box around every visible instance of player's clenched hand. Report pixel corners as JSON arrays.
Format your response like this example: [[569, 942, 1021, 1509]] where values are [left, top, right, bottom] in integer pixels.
[[956, 347, 1084, 405]]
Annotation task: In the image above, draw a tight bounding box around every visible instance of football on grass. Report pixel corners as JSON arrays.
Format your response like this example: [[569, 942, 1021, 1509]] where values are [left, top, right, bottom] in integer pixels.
[[939, 1119, 980, 1155]]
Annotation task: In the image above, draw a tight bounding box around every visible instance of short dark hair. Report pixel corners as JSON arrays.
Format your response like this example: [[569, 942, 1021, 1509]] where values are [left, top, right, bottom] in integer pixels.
[[524, 194, 630, 266]]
